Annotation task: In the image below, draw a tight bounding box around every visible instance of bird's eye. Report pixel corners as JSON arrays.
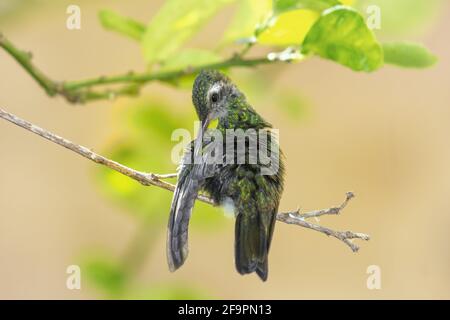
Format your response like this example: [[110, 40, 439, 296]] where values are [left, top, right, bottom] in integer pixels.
[[211, 92, 219, 103]]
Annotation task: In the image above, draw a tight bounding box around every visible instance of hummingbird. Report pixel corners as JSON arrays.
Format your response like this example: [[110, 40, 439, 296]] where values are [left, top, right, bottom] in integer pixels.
[[167, 70, 284, 281]]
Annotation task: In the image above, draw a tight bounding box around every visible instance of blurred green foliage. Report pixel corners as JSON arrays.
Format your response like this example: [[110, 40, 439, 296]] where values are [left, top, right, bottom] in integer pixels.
[[277, 90, 310, 120], [273, 0, 340, 13], [99, 10, 146, 41], [141, 0, 235, 64], [82, 253, 128, 297], [222, 0, 271, 44], [98, 0, 439, 72], [382, 42, 437, 68]]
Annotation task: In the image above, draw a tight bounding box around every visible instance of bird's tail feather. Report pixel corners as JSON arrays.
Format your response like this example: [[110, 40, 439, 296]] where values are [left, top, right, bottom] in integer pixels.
[[234, 209, 275, 281]]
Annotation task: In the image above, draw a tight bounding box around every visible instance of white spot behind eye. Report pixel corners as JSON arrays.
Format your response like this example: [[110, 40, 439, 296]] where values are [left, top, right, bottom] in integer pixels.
[[208, 83, 224, 104]]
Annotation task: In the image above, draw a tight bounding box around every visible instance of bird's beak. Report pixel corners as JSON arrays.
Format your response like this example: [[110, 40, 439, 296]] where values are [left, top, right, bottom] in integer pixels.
[[198, 116, 211, 140], [194, 116, 211, 157]]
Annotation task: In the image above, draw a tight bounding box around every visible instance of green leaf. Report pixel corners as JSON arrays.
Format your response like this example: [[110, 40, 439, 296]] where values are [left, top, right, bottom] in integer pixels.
[[382, 42, 437, 68], [222, 0, 272, 43], [98, 10, 146, 41], [257, 9, 319, 46], [142, 0, 235, 64], [273, 0, 340, 14], [257, 0, 354, 46], [302, 6, 383, 72]]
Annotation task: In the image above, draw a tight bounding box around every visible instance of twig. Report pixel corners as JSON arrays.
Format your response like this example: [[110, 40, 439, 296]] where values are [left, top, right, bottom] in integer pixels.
[[0, 34, 57, 95], [0, 34, 276, 104], [0, 107, 369, 251], [153, 173, 178, 179], [277, 192, 369, 252], [297, 191, 355, 219]]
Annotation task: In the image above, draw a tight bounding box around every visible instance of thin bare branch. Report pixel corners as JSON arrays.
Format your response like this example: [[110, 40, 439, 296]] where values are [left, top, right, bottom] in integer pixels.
[[297, 192, 355, 219], [0, 107, 369, 251], [277, 212, 370, 252], [154, 173, 178, 179], [0, 108, 212, 203]]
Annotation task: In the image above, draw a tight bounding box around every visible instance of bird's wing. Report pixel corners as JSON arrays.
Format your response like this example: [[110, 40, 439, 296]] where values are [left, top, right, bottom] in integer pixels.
[[166, 140, 219, 271]]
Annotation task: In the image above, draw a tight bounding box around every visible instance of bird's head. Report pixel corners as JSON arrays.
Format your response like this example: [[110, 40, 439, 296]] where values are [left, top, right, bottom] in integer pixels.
[[192, 70, 241, 131]]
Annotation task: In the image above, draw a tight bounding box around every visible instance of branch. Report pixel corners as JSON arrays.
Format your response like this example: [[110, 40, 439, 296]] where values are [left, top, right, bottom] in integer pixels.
[[277, 192, 370, 252], [0, 107, 369, 251], [0, 33, 278, 104]]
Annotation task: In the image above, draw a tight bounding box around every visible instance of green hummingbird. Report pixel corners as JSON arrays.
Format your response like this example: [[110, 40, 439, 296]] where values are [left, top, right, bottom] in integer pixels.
[[167, 70, 284, 281]]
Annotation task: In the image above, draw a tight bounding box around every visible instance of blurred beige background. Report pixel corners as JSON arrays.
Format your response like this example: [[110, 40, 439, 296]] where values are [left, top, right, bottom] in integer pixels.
[[0, 0, 449, 299]]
